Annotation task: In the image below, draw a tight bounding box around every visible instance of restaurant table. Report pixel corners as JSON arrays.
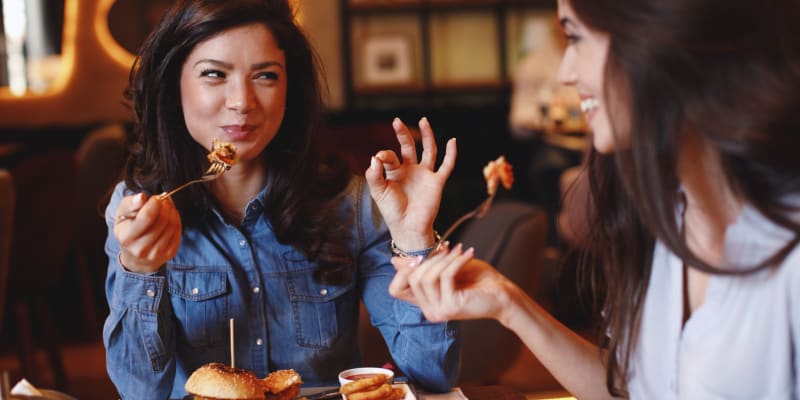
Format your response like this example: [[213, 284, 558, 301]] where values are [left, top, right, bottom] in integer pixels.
[[300, 385, 573, 400], [460, 385, 525, 400], [455, 385, 572, 400]]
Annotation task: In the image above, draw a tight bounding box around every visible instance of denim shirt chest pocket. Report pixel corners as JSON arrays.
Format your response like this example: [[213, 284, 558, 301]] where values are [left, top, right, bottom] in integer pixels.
[[168, 267, 229, 348], [283, 251, 357, 349]]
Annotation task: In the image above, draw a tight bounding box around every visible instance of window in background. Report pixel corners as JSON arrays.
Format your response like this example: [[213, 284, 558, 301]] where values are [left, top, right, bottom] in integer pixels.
[[0, 0, 64, 95]]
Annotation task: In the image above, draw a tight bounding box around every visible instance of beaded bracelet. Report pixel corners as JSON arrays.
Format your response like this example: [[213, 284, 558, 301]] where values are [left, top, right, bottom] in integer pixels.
[[390, 231, 442, 258]]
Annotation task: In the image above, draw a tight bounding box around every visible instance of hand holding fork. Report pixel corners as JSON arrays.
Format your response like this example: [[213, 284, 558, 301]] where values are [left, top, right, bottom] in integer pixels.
[[116, 159, 231, 223]]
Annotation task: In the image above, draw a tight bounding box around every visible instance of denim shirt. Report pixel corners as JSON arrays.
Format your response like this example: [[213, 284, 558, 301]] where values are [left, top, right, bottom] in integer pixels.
[[103, 177, 460, 400]]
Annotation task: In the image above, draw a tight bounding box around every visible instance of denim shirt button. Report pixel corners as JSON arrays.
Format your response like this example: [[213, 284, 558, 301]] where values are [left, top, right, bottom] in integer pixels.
[[146, 289, 155, 297], [239, 239, 247, 247], [256, 338, 263, 346], [319, 288, 328, 296], [191, 287, 199, 295], [252, 287, 260, 293]]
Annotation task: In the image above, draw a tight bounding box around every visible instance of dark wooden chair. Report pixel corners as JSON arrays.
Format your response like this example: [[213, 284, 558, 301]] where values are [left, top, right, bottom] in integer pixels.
[[72, 123, 127, 338], [7, 149, 75, 390], [455, 200, 548, 385], [0, 169, 14, 335]]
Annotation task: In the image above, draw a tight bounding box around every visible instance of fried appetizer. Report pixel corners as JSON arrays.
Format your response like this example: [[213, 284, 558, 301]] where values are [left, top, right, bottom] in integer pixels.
[[482, 155, 514, 195], [208, 138, 239, 168]]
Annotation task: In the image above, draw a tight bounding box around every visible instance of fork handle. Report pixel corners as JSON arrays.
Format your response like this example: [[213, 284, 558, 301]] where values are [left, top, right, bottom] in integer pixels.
[[157, 177, 208, 199], [116, 178, 206, 222], [433, 209, 478, 253], [432, 195, 494, 254]]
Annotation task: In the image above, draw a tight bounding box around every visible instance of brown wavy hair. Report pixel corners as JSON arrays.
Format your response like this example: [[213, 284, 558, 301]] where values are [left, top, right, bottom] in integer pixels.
[[122, 0, 354, 284], [567, 0, 800, 395]]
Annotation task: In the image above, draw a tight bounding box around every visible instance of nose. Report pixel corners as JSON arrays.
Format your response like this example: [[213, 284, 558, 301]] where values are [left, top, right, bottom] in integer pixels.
[[225, 80, 256, 113], [557, 49, 577, 86]]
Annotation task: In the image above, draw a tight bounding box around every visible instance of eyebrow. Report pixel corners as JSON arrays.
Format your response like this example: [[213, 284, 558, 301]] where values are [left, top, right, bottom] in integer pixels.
[[193, 59, 285, 71]]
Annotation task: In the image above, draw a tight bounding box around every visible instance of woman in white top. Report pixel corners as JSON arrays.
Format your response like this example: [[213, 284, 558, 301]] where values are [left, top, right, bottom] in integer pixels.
[[370, 0, 800, 397]]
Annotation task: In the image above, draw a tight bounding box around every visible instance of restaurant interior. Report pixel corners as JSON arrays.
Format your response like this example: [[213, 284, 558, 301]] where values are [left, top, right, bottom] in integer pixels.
[[0, 0, 591, 398]]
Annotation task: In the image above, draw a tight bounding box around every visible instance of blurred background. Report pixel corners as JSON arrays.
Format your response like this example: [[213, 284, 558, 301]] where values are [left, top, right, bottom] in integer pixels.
[[0, 1, 591, 398]]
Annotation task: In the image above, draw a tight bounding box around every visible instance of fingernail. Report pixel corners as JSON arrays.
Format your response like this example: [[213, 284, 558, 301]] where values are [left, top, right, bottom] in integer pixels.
[[420, 116, 429, 125], [409, 255, 423, 267], [370, 156, 377, 169], [465, 247, 474, 256]]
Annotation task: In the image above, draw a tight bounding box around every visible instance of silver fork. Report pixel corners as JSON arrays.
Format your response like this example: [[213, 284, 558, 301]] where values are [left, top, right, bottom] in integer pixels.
[[116, 161, 229, 222], [432, 191, 496, 253], [156, 161, 228, 200]]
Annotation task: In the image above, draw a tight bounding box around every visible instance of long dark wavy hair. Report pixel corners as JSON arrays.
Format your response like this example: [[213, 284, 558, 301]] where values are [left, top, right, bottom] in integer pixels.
[[122, 0, 354, 284], [567, 0, 800, 395]]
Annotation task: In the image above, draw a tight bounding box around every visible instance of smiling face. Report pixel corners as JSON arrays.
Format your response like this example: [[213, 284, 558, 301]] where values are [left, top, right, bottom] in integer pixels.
[[556, 0, 626, 153], [180, 23, 287, 165]]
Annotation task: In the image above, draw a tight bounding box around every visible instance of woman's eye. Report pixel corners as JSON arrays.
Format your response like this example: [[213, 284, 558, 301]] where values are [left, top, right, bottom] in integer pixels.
[[565, 33, 581, 45], [255, 71, 280, 81], [200, 69, 225, 79]]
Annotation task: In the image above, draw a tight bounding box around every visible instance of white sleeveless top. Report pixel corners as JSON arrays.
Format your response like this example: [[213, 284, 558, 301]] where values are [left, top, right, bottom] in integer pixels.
[[626, 205, 800, 399]]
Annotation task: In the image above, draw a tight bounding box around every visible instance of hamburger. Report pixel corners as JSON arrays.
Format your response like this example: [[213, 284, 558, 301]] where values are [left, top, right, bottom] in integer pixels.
[[185, 363, 302, 400]]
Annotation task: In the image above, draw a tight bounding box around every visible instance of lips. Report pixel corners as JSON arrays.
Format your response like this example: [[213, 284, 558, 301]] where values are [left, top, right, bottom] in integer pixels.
[[221, 124, 256, 141]]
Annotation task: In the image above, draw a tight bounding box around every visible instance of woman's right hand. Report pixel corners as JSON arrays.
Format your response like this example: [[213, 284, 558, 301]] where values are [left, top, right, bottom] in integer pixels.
[[365, 117, 457, 252], [113, 193, 182, 274], [388, 245, 518, 323]]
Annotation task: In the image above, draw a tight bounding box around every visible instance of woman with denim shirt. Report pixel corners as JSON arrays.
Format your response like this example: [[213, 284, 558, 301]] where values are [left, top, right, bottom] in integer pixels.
[[103, 1, 459, 398]]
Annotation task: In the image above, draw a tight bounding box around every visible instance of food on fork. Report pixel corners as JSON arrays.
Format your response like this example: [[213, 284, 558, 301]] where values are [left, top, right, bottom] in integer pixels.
[[184, 363, 302, 400], [208, 138, 239, 168], [482, 155, 514, 195]]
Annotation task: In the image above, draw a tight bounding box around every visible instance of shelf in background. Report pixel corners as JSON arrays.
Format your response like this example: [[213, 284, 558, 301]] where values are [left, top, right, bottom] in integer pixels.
[[341, 0, 556, 112], [347, 0, 552, 12]]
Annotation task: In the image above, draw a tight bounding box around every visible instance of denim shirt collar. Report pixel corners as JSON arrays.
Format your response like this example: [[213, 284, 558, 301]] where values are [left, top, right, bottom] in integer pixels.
[[208, 181, 270, 227]]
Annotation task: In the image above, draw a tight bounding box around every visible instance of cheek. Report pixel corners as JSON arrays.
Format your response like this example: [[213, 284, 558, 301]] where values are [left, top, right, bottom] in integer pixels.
[[181, 85, 215, 118], [590, 110, 616, 153]]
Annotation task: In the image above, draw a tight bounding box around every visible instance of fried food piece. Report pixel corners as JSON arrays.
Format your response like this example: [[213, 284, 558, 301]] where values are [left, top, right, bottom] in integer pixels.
[[346, 384, 394, 400], [387, 387, 405, 400], [482, 155, 514, 195], [340, 374, 387, 395], [263, 369, 303, 394], [208, 138, 239, 167]]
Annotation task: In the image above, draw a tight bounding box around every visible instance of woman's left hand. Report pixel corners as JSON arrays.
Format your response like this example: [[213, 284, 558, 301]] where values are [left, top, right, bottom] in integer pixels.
[[387, 244, 514, 323], [365, 117, 457, 251]]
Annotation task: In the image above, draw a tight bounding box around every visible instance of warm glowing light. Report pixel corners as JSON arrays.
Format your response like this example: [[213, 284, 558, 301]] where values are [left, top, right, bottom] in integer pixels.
[[45, 0, 78, 95], [3, 0, 28, 96], [2, 0, 25, 38], [94, 0, 135, 69], [291, 0, 303, 25]]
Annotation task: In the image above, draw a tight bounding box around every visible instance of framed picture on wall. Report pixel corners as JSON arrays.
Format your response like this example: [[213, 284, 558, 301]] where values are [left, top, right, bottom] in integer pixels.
[[362, 34, 413, 85]]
